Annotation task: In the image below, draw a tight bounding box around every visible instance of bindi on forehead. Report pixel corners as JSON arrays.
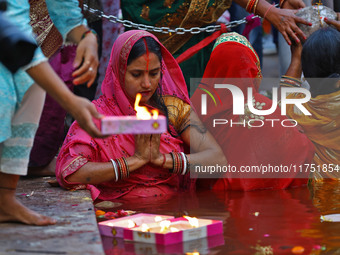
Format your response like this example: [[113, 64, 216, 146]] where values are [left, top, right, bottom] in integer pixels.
[[143, 38, 149, 71]]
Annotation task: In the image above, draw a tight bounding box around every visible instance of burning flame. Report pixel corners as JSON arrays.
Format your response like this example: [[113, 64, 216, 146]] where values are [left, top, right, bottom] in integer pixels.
[[159, 220, 171, 233], [134, 93, 159, 120], [151, 109, 158, 119], [186, 251, 200, 255], [127, 220, 136, 228], [170, 227, 180, 232], [183, 216, 199, 228], [154, 216, 163, 222], [141, 223, 150, 232]]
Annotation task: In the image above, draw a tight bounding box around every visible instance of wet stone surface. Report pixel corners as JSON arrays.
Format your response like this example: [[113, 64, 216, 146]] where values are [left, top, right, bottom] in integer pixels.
[[0, 177, 104, 255]]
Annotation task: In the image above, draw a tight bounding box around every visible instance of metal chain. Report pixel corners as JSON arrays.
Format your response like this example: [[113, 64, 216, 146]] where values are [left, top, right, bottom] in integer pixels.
[[83, 4, 261, 35]]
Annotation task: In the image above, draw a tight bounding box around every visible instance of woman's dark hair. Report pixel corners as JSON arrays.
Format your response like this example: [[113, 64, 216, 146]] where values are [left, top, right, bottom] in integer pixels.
[[302, 27, 340, 97], [127, 36, 162, 65]]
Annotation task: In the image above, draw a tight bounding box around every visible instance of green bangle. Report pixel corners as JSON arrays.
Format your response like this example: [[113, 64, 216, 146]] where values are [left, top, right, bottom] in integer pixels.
[[81, 29, 98, 40]]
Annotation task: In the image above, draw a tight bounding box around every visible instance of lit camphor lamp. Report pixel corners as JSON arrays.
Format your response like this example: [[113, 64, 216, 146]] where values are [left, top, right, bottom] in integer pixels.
[[141, 223, 150, 232], [183, 216, 199, 228], [101, 93, 167, 135], [107, 219, 136, 228], [105, 215, 169, 230], [139, 216, 200, 233], [186, 251, 200, 255], [128, 220, 137, 228], [159, 220, 171, 233], [154, 216, 164, 222]]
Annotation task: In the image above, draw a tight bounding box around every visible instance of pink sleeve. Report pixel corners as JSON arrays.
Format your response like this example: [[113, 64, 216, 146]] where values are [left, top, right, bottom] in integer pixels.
[[55, 123, 97, 190]]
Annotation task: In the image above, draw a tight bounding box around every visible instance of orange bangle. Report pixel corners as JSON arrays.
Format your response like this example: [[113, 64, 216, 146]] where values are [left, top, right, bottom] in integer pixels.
[[264, 3, 275, 19]]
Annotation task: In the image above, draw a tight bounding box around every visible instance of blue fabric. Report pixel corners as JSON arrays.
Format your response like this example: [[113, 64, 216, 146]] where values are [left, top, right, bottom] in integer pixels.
[[2, 123, 38, 159], [0, 0, 44, 143], [0, 62, 36, 143], [3, 0, 46, 69], [45, 0, 87, 41], [1, 123, 38, 175], [0, 0, 85, 143]]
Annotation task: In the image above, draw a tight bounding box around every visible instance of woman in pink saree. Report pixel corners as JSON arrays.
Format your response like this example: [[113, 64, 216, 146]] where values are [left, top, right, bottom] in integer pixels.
[[56, 30, 226, 201]]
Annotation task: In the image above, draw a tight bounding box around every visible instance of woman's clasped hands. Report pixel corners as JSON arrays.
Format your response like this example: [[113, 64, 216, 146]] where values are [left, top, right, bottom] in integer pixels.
[[134, 134, 165, 167]]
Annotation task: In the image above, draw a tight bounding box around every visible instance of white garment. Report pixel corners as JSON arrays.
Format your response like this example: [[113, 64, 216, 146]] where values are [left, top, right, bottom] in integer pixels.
[[0, 84, 45, 175]]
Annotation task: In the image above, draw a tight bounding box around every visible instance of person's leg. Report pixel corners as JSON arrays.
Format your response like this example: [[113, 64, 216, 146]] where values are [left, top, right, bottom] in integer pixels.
[[0, 172, 55, 225], [0, 84, 56, 225]]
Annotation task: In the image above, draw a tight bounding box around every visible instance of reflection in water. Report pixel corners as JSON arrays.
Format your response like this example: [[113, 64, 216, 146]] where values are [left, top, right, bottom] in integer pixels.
[[310, 179, 340, 215], [100, 182, 340, 255], [102, 235, 224, 255], [301, 179, 340, 254]]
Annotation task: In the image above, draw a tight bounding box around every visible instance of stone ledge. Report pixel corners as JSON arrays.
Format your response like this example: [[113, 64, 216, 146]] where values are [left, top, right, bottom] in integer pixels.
[[0, 177, 104, 255]]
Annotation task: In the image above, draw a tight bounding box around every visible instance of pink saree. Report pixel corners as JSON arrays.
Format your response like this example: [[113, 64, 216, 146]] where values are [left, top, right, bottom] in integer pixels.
[[56, 30, 193, 200]]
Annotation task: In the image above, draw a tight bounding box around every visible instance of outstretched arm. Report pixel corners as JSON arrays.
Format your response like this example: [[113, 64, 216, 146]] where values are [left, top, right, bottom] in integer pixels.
[[279, 41, 303, 97], [26, 62, 104, 138], [285, 41, 303, 79], [234, 0, 311, 45]]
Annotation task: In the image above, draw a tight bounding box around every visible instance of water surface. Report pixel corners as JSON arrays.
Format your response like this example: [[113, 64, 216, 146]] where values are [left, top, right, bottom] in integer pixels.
[[100, 180, 340, 255]]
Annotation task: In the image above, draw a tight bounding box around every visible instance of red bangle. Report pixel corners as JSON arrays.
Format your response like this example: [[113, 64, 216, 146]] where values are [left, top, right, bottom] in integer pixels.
[[264, 3, 275, 20], [246, 0, 256, 13]]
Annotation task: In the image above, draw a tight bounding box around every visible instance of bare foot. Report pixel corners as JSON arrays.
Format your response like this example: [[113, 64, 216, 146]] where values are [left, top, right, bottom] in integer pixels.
[[0, 194, 56, 225]]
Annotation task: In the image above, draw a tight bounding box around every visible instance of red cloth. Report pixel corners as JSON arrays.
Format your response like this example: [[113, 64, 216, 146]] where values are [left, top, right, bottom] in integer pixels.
[[176, 23, 228, 64], [191, 33, 315, 191], [56, 30, 194, 200]]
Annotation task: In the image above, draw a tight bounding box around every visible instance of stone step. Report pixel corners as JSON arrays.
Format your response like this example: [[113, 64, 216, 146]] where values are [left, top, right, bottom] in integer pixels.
[[0, 177, 104, 255]]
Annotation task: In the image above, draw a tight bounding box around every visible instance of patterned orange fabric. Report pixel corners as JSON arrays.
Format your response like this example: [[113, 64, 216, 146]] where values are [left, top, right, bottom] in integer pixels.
[[287, 90, 340, 180]]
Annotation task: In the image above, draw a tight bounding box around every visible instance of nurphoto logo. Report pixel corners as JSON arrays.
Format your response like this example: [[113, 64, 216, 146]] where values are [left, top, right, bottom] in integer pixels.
[[200, 84, 311, 116]]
